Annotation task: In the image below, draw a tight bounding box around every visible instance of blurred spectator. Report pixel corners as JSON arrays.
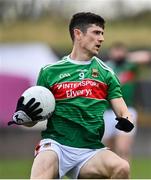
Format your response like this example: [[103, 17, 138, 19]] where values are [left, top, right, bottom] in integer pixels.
[[102, 42, 150, 162]]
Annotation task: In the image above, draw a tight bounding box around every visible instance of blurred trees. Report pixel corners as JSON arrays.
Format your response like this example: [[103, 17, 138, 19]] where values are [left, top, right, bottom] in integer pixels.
[[0, 0, 151, 23]]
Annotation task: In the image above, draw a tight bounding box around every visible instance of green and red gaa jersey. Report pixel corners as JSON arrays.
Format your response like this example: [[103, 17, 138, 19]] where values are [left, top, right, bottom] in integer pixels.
[[37, 55, 122, 149], [106, 60, 137, 106]]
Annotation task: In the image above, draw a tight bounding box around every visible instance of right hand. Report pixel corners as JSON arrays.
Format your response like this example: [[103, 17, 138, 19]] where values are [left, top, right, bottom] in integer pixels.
[[8, 96, 43, 126], [115, 117, 134, 132]]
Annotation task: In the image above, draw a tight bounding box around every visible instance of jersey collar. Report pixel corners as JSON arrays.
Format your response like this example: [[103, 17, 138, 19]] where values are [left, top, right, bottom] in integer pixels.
[[67, 55, 93, 65]]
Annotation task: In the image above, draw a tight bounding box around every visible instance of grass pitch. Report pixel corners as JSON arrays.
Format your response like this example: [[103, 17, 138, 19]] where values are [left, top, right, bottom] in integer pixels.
[[0, 157, 151, 179]]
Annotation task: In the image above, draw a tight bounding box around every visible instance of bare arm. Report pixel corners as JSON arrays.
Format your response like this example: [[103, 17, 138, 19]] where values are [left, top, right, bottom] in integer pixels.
[[110, 97, 133, 123], [109, 97, 134, 132]]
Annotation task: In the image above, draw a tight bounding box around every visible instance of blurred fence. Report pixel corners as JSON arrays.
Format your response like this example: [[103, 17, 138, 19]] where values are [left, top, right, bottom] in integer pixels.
[[134, 81, 151, 127], [136, 80, 151, 112]]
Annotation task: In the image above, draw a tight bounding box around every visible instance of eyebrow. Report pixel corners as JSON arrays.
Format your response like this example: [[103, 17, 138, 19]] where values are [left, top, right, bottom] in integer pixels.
[[93, 30, 104, 35]]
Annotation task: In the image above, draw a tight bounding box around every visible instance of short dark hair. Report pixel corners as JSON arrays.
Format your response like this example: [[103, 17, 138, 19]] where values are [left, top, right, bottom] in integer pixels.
[[69, 12, 105, 41]]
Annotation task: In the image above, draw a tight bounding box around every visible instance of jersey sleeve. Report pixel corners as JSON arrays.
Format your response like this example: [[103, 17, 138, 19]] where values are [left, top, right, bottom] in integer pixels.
[[36, 68, 48, 87], [107, 71, 123, 100]]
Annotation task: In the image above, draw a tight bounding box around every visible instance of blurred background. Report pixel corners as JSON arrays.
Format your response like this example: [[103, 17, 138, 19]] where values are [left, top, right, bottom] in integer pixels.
[[0, 0, 151, 178]]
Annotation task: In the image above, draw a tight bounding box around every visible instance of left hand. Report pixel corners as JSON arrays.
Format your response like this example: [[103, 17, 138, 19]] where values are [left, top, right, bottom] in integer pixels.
[[8, 96, 43, 126], [115, 117, 134, 132]]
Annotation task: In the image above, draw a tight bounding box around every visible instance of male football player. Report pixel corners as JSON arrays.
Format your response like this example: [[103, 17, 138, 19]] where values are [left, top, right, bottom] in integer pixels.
[[9, 12, 134, 179]]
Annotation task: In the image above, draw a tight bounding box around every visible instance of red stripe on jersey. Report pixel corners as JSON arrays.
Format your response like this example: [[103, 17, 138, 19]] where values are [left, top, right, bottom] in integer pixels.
[[50, 79, 108, 100]]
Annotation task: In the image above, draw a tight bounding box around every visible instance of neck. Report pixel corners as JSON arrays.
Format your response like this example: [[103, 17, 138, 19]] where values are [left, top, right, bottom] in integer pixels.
[[70, 46, 93, 61]]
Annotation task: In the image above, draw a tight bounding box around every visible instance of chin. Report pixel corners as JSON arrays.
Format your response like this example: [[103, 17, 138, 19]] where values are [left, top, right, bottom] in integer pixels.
[[92, 51, 99, 56], [88, 50, 98, 57]]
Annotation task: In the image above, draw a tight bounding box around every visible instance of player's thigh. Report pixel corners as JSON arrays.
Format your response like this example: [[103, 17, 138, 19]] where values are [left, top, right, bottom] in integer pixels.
[[79, 149, 129, 178], [30, 150, 59, 179]]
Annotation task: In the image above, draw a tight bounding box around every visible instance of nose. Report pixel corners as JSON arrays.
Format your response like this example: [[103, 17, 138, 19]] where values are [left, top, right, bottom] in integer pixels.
[[98, 34, 104, 42]]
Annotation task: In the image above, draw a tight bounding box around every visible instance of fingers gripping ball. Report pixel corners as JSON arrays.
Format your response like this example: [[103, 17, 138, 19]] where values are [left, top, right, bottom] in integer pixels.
[[22, 86, 55, 121], [8, 86, 56, 125]]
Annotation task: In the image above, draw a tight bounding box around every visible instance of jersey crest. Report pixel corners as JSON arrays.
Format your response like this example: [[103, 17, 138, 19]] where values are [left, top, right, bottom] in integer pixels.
[[92, 68, 99, 77]]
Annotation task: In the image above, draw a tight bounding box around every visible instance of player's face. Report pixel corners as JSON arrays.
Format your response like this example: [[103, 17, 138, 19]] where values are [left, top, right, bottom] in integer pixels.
[[79, 24, 104, 56]]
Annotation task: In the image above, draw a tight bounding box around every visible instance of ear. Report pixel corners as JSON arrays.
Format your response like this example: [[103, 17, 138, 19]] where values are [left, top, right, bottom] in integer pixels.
[[73, 29, 83, 41]]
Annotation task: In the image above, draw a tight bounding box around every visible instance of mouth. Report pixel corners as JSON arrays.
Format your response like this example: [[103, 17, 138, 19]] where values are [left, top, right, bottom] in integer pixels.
[[95, 44, 101, 49]]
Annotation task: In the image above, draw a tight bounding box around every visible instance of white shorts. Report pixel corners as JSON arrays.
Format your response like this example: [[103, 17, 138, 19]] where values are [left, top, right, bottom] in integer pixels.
[[34, 139, 106, 179], [103, 107, 137, 140]]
